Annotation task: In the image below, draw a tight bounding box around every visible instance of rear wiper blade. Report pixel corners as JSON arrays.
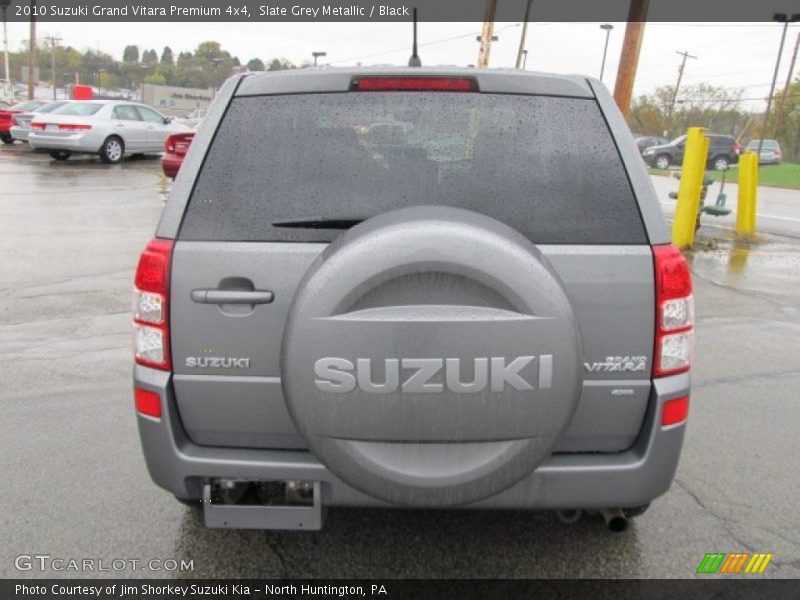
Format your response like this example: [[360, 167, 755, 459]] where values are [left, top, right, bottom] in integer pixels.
[[271, 218, 364, 230]]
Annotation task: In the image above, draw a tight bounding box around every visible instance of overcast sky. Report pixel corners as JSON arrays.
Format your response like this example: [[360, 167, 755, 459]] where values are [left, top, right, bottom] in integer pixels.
[[5, 21, 799, 109]]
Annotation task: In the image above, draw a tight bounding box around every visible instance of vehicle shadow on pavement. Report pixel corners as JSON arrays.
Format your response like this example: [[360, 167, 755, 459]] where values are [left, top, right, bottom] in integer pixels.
[[173, 506, 643, 578]]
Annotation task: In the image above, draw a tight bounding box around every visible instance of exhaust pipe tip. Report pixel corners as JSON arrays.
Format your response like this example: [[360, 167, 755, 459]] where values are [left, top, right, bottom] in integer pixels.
[[556, 509, 582, 525], [600, 508, 628, 532]]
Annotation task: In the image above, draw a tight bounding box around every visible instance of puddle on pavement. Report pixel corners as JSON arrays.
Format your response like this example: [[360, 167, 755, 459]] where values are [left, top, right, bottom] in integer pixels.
[[687, 230, 800, 305]]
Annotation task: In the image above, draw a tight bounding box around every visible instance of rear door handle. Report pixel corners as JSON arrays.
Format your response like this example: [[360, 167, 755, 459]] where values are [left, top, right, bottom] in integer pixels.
[[191, 289, 274, 305]]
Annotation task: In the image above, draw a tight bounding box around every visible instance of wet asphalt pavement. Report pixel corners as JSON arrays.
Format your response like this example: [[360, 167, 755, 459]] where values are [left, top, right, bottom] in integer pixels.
[[1, 143, 798, 579]]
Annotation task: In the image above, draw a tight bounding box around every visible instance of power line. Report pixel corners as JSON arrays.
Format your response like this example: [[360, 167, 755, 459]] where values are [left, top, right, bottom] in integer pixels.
[[329, 22, 522, 66]]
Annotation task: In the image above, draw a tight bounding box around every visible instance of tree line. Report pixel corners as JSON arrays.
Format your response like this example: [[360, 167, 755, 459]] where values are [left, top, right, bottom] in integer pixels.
[[4, 40, 302, 91], [627, 81, 800, 162]]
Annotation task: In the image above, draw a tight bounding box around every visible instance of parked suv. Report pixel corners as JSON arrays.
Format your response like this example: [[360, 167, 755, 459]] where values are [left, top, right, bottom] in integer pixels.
[[643, 133, 740, 170], [133, 69, 693, 531], [633, 135, 668, 156]]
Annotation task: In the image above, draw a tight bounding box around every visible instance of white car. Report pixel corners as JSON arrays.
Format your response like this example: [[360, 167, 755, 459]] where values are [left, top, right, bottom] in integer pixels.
[[28, 100, 191, 163]]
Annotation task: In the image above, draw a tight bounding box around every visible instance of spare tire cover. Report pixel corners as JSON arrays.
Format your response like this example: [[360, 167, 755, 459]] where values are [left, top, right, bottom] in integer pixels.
[[281, 206, 582, 506]]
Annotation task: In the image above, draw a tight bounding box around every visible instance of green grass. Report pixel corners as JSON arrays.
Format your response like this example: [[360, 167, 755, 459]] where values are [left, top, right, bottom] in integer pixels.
[[649, 162, 800, 190]]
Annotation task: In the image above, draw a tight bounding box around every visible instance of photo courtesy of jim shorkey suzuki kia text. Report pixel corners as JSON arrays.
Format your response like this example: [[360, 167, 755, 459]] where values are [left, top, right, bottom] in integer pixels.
[[14, 584, 385, 596], [1, 0, 799, 593]]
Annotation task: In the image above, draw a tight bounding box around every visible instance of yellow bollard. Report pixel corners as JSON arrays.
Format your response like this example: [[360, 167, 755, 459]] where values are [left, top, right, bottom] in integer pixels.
[[736, 152, 759, 236], [672, 128, 709, 248]]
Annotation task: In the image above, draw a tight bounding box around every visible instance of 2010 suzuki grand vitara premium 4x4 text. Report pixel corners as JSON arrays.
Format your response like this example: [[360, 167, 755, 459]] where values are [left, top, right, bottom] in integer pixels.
[[133, 68, 693, 531]]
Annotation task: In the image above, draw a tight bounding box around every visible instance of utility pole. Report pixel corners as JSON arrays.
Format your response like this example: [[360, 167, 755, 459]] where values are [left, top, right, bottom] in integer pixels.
[[599, 24, 614, 82], [476, 0, 497, 69], [515, 0, 533, 69], [668, 50, 697, 121], [613, 0, 649, 118], [45, 34, 61, 100], [27, 0, 36, 100], [772, 31, 799, 138], [1, 0, 11, 101], [758, 13, 798, 160]]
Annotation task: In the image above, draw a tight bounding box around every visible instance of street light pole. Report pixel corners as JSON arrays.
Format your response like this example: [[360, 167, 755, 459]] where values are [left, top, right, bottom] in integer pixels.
[[28, 0, 37, 100], [522, 49, 528, 69], [599, 24, 613, 82], [772, 31, 800, 139], [1, 0, 11, 101], [758, 13, 799, 160], [514, 0, 533, 69]]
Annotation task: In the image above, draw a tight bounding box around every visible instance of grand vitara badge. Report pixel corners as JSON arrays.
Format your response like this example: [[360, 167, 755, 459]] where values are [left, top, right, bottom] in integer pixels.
[[313, 356, 553, 394]]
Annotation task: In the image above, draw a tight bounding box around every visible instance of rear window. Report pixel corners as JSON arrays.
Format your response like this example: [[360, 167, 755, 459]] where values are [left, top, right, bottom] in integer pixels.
[[11, 101, 43, 111], [749, 140, 778, 150], [179, 92, 646, 244], [36, 102, 68, 114], [52, 102, 103, 116]]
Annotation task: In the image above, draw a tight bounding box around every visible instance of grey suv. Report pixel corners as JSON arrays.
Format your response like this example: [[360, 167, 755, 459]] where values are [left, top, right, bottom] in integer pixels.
[[133, 68, 694, 531]]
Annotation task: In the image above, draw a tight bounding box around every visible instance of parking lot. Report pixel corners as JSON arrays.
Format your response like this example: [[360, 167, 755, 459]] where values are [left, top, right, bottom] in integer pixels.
[[1, 142, 798, 579]]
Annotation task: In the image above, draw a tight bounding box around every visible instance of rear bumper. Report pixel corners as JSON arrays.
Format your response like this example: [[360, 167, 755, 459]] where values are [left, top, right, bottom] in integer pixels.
[[161, 153, 182, 179], [28, 131, 102, 153], [9, 126, 29, 142], [135, 365, 689, 512]]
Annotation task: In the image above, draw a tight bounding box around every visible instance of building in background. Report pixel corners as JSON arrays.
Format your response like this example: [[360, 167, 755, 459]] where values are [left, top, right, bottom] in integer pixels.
[[139, 83, 215, 116]]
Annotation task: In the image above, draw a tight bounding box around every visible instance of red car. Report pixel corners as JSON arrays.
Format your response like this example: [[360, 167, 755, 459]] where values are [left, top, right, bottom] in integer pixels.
[[0, 100, 47, 144], [162, 132, 195, 179]]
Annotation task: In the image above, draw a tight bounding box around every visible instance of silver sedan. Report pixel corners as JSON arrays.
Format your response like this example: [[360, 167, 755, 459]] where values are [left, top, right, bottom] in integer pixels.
[[28, 100, 191, 163], [10, 100, 71, 142]]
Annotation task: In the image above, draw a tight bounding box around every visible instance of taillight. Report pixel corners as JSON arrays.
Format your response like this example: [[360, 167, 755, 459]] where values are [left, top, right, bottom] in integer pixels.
[[133, 239, 174, 370], [134, 387, 162, 419], [653, 244, 694, 377], [164, 133, 194, 154], [662, 396, 690, 427], [30, 122, 46, 130], [351, 76, 478, 92], [58, 123, 92, 131]]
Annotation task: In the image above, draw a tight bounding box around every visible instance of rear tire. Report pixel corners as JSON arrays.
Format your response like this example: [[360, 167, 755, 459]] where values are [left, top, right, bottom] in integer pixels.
[[711, 155, 730, 171], [49, 150, 71, 161], [99, 135, 124, 164], [654, 154, 670, 170], [1, 133, 14, 144]]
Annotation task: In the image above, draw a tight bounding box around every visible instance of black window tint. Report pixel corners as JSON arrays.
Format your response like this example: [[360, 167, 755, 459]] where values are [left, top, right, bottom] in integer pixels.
[[180, 93, 646, 244]]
